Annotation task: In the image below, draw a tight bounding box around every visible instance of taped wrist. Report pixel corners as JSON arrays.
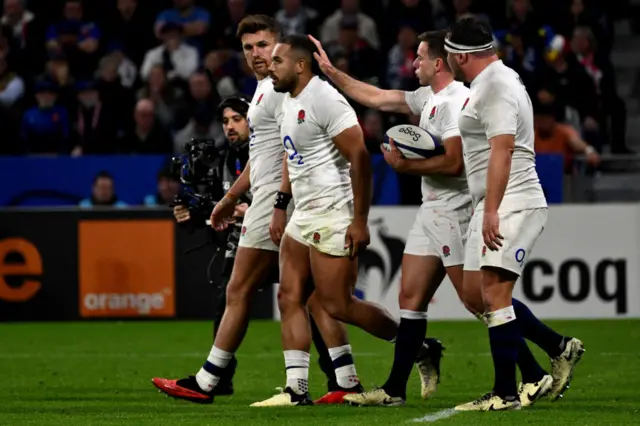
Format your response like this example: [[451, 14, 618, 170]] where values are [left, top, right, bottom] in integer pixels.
[[274, 191, 292, 210]]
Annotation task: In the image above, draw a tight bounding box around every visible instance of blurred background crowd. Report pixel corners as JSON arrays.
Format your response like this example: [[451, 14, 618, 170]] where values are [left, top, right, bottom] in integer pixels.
[[0, 0, 639, 206]]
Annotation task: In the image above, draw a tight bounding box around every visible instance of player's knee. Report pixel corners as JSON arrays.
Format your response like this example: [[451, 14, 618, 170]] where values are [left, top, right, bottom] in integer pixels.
[[277, 284, 301, 314], [319, 295, 351, 322], [398, 286, 425, 311], [225, 277, 253, 307]]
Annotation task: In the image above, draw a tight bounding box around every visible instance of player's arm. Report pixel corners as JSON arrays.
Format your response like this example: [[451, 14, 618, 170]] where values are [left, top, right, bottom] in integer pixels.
[[334, 125, 372, 224], [308, 35, 411, 114], [389, 136, 464, 176], [485, 134, 515, 213], [225, 162, 251, 200], [278, 152, 292, 194]]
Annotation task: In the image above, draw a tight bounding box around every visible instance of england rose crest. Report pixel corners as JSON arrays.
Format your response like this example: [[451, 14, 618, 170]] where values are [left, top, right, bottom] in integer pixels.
[[298, 109, 306, 124], [442, 246, 450, 257], [429, 106, 436, 120], [482, 246, 487, 257], [312, 232, 321, 243]]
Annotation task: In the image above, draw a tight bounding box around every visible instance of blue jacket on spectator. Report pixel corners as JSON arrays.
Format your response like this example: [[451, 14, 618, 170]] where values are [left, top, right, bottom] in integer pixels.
[[79, 198, 128, 208], [155, 7, 210, 51], [21, 105, 70, 154], [46, 21, 100, 44]]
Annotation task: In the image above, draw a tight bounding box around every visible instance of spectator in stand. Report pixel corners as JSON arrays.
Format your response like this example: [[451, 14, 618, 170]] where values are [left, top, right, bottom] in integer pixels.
[[362, 109, 385, 154], [386, 21, 419, 90], [1, 0, 44, 79], [218, 0, 249, 50], [0, 53, 23, 154], [275, 0, 319, 36], [71, 80, 125, 155], [41, 51, 76, 114], [203, 50, 240, 99], [555, 0, 612, 56], [46, 0, 101, 78], [0, 53, 24, 110], [535, 103, 600, 174], [103, 0, 156, 67], [104, 42, 138, 89], [182, 70, 220, 128], [137, 64, 187, 131], [155, 0, 211, 53], [325, 15, 380, 85], [141, 22, 199, 83], [434, 0, 489, 29], [120, 98, 173, 154], [144, 168, 181, 207], [96, 54, 135, 123], [387, 0, 432, 48], [321, 0, 379, 50], [571, 25, 631, 153], [79, 171, 128, 208], [20, 80, 70, 155], [533, 34, 601, 143], [174, 105, 225, 154]]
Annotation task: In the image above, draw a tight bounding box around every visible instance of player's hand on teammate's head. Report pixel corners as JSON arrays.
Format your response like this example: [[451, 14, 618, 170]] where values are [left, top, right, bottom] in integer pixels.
[[482, 211, 503, 251], [173, 205, 191, 223], [269, 209, 287, 246], [345, 220, 370, 259], [380, 138, 406, 171], [308, 35, 334, 75]]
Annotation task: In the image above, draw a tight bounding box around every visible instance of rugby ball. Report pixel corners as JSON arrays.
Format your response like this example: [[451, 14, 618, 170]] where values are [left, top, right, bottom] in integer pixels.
[[383, 125, 443, 159]]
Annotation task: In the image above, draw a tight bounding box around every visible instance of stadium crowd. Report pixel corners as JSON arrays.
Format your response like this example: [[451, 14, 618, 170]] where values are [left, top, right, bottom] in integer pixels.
[[0, 0, 634, 204]]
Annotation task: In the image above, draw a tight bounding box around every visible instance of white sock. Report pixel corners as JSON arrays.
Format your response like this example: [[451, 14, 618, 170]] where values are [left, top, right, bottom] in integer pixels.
[[328, 344, 360, 390], [284, 350, 310, 395], [195, 345, 233, 392], [485, 306, 517, 328]]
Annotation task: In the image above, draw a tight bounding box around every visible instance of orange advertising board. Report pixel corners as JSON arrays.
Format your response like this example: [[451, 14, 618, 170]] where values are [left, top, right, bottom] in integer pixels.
[[78, 220, 175, 318]]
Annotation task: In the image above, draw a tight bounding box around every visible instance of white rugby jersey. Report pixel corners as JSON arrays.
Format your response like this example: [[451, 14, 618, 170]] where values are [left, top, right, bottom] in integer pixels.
[[280, 76, 359, 213], [459, 60, 547, 213], [405, 81, 471, 210], [247, 77, 286, 193]]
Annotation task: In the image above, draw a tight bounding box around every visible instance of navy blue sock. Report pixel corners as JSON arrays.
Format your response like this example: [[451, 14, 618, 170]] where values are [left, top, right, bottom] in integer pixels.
[[517, 339, 546, 384], [382, 313, 427, 399], [489, 319, 519, 398], [513, 298, 566, 358]]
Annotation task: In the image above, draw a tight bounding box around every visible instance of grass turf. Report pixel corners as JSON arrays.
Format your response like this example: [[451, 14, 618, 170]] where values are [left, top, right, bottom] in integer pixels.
[[1, 320, 639, 425]]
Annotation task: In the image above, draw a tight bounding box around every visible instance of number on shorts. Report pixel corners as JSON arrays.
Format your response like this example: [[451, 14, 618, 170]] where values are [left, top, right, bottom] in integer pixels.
[[283, 135, 304, 165]]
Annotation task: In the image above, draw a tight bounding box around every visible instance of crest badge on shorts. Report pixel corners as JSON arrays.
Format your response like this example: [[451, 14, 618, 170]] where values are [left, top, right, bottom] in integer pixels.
[[442, 246, 450, 257], [312, 232, 321, 243], [482, 246, 487, 257], [241, 226, 247, 236]]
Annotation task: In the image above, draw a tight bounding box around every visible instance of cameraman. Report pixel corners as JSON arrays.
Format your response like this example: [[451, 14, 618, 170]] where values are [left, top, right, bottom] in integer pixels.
[[172, 96, 251, 395]]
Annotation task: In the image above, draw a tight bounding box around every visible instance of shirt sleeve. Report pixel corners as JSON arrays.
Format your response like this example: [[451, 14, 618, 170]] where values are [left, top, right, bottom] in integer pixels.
[[437, 98, 463, 140], [479, 82, 518, 139], [404, 87, 429, 116], [315, 89, 359, 139]]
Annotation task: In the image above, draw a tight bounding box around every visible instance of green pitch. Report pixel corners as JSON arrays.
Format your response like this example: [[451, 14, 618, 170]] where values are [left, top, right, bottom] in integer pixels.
[[1, 320, 639, 425]]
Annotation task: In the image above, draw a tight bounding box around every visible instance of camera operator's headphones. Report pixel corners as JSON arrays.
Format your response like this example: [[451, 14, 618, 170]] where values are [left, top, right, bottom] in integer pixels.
[[216, 96, 251, 121]]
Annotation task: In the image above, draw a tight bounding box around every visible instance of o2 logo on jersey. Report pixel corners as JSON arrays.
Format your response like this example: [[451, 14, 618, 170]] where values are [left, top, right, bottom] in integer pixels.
[[248, 118, 256, 147], [515, 249, 526, 267], [283, 135, 304, 165], [398, 126, 421, 142]]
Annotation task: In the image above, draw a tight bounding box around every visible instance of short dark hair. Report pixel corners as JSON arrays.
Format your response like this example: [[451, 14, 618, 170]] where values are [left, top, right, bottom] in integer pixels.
[[418, 30, 448, 61], [217, 96, 250, 121], [448, 17, 495, 55], [236, 14, 282, 40], [280, 34, 318, 61], [94, 171, 114, 184]]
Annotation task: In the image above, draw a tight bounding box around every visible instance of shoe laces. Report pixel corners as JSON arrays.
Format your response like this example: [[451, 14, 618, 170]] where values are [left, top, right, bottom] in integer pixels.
[[474, 392, 494, 405]]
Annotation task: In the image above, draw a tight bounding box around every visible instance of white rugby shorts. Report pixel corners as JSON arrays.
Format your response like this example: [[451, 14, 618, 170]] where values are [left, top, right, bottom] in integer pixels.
[[463, 208, 548, 275], [284, 202, 353, 257], [239, 185, 292, 252], [404, 205, 471, 267]]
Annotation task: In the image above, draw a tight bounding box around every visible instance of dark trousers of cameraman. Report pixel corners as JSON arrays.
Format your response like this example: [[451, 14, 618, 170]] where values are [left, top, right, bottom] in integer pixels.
[[212, 256, 338, 391]]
